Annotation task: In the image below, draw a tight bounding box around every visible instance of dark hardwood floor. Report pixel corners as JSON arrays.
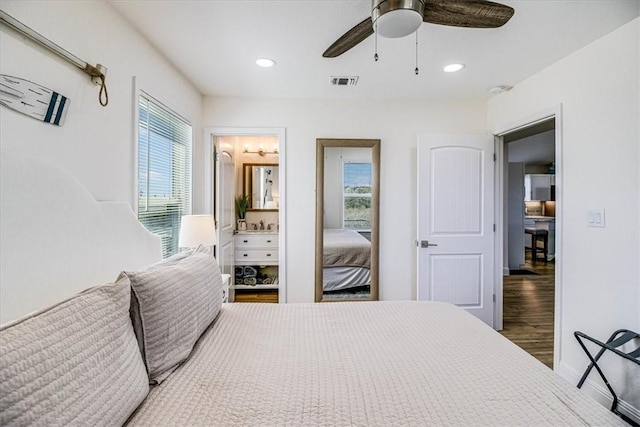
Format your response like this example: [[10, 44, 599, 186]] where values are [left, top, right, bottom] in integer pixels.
[[500, 255, 555, 369]]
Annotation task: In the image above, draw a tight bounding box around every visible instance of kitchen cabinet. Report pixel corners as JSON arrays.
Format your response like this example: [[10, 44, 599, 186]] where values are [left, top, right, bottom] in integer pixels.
[[525, 174, 554, 201]]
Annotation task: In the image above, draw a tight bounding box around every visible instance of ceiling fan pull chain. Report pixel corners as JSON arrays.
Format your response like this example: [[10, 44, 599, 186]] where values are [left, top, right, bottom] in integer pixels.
[[374, 21, 379, 62], [415, 31, 419, 75]]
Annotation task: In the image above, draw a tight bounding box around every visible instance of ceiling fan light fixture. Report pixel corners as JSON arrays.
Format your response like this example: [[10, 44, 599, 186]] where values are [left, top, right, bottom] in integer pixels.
[[373, 0, 425, 39], [443, 63, 465, 73], [256, 58, 276, 68]]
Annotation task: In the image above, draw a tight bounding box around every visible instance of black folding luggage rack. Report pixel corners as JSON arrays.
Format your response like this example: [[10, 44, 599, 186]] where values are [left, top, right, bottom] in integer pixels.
[[574, 329, 640, 426]]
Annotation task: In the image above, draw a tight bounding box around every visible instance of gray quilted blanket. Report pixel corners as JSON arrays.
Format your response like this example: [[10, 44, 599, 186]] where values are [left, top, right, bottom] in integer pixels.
[[127, 301, 624, 426], [323, 228, 371, 268]]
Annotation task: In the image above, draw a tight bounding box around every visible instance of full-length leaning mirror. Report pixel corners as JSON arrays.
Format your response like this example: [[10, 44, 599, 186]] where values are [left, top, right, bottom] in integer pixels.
[[315, 138, 380, 302]]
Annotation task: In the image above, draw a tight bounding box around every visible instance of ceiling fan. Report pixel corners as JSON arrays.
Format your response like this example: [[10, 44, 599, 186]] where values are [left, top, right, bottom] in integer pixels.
[[323, 0, 515, 58]]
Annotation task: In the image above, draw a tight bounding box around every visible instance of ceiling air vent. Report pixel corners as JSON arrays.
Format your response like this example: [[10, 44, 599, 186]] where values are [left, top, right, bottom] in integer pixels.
[[331, 76, 359, 86]]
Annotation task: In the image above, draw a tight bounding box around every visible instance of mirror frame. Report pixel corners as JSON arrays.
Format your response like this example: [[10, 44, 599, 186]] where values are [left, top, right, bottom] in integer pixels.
[[315, 138, 380, 302], [243, 163, 279, 211]]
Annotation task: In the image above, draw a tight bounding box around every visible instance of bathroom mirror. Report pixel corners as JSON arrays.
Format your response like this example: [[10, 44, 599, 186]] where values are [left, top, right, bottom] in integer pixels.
[[315, 139, 380, 302], [243, 163, 279, 210]]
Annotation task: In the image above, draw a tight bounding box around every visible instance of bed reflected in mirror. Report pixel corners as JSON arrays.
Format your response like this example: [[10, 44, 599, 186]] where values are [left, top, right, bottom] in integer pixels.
[[315, 139, 380, 302]]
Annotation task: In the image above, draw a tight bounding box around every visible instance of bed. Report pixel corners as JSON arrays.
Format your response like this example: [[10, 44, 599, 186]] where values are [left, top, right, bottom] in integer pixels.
[[323, 228, 371, 291], [126, 300, 624, 426], [0, 152, 626, 426]]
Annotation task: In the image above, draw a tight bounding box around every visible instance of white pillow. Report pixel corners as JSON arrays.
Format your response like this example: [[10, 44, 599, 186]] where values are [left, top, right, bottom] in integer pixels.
[[121, 246, 224, 384], [0, 282, 149, 426]]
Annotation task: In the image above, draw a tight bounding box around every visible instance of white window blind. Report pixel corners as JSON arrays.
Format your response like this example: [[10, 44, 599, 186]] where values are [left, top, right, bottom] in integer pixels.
[[138, 94, 192, 258], [343, 162, 372, 230]]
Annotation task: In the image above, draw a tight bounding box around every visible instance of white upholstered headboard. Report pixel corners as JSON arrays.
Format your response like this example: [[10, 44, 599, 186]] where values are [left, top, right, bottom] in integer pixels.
[[0, 151, 162, 325]]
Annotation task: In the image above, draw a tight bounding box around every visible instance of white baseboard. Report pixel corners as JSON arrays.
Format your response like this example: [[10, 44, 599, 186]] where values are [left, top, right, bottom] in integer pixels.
[[556, 361, 640, 424]]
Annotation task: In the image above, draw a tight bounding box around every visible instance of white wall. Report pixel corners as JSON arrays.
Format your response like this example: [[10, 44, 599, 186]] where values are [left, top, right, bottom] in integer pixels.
[[489, 18, 639, 417], [0, 0, 202, 208], [202, 97, 486, 303]]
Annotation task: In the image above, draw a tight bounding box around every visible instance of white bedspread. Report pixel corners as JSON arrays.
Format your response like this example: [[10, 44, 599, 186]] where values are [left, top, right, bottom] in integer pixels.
[[127, 301, 623, 426]]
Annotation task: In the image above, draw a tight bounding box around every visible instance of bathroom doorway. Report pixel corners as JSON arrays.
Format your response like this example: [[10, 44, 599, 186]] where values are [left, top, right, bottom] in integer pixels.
[[204, 127, 287, 303]]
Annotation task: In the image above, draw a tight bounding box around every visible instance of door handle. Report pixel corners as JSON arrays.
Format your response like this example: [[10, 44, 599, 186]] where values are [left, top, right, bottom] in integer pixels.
[[419, 240, 438, 248]]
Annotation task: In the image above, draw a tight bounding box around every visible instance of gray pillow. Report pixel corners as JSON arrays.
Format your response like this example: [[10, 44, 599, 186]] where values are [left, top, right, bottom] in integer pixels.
[[0, 282, 149, 426], [120, 246, 224, 384]]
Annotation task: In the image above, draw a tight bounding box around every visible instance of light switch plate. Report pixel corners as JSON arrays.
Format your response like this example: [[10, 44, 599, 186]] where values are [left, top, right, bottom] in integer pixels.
[[588, 208, 605, 228]]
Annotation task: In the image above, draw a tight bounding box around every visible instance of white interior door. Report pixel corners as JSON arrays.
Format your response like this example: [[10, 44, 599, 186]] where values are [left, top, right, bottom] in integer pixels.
[[215, 143, 235, 301], [417, 134, 495, 326]]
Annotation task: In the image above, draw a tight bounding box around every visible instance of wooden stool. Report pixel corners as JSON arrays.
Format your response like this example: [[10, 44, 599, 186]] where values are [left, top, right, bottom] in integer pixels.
[[525, 228, 548, 263]]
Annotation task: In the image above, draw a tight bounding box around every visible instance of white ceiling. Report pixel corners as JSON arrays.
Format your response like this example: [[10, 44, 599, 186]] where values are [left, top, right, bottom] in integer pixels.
[[109, 0, 639, 101]]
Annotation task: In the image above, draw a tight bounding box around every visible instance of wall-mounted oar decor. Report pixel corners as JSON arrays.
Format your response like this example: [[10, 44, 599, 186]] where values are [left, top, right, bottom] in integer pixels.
[[0, 10, 109, 126], [0, 75, 70, 126]]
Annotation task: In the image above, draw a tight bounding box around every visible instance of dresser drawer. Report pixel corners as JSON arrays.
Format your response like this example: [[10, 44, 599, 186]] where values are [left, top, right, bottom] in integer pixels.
[[235, 234, 278, 248], [235, 249, 279, 263]]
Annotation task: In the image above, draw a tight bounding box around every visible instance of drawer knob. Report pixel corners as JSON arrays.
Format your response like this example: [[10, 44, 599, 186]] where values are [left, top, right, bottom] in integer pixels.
[[266, 240, 272, 243], [243, 240, 248, 243], [266, 253, 272, 257], [243, 254, 248, 257]]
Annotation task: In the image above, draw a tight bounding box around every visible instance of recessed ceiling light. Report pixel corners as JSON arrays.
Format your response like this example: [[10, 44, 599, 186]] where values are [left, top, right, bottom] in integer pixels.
[[443, 63, 465, 73], [256, 58, 276, 68]]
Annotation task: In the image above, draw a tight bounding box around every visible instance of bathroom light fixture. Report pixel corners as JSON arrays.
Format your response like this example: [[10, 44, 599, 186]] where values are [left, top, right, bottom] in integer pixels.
[[256, 58, 276, 68], [443, 63, 465, 73], [243, 144, 279, 156]]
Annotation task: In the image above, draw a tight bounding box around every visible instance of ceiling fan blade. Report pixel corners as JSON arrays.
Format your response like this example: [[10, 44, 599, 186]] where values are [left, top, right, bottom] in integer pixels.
[[423, 0, 514, 28], [323, 17, 374, 58]]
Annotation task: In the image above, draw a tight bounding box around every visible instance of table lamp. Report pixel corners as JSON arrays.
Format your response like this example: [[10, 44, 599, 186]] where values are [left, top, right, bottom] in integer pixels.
[[178, 214, 217, 250]]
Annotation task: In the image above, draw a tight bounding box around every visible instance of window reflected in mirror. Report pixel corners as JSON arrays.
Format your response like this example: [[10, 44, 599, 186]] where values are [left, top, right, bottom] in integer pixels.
[[343, 162, 372, 231]]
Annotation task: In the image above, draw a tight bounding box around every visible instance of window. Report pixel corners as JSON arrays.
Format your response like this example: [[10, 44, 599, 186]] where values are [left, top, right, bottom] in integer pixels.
[[343, 162, 372, 230], [138, 94, 192, 258]]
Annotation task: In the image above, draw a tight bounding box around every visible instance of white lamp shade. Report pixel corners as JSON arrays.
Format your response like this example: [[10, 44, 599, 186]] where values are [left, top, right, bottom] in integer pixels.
[[178, 215, 217, 248]]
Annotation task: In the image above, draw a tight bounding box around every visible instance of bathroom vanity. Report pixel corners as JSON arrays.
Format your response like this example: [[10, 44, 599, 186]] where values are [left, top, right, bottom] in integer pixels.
[[233, 231, 279, 290]]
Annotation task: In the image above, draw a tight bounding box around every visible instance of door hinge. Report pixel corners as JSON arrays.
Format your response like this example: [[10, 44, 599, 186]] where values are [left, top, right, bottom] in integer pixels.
[[493, 224, 496, 232], [493, 153, 496, 162], [214, 152, 219, 161], [493, 294, 496, 302]]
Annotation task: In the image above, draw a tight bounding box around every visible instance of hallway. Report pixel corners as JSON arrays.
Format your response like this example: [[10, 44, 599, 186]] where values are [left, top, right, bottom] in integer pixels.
[[500, 257, 555, 368]]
